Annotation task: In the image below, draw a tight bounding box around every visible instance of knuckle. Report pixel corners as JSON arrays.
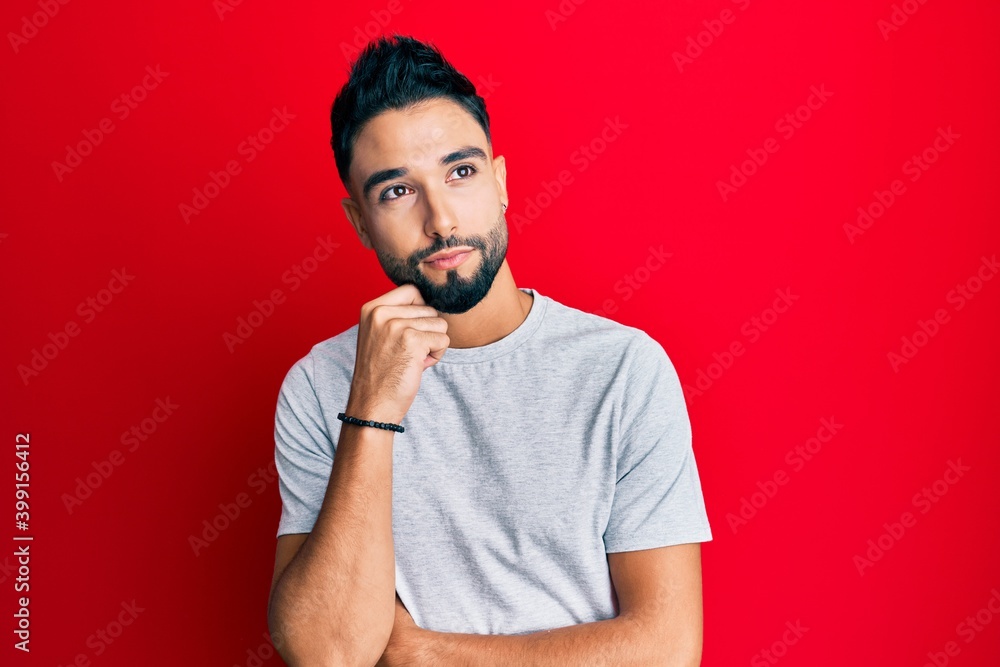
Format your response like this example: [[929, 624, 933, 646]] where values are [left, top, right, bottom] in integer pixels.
[[377, 308, 396, 329]]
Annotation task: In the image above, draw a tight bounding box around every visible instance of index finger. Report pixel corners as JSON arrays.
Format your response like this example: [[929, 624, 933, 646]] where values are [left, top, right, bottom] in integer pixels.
[[376, 283, 427, 308]]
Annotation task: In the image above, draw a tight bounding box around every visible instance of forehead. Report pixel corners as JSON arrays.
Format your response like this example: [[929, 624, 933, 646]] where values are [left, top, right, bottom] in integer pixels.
[[350, 97, 487, 182]]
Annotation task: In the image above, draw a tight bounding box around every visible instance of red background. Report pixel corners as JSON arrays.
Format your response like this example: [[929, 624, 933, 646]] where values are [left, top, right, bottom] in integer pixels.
[[3, 0, 999, 665]]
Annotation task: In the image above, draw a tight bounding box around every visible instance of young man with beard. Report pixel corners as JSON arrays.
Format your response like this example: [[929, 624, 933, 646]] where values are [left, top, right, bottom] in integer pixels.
[[267, 34, 712, 667]]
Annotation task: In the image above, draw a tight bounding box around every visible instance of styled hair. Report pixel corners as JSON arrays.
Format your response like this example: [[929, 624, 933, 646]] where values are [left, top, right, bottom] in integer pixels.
[[330, 34, 491, 192]]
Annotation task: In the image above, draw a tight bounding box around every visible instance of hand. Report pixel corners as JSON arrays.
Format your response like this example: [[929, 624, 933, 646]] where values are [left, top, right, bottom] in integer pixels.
[[375, 593, 425, 667], [348, 284, 450, 424]]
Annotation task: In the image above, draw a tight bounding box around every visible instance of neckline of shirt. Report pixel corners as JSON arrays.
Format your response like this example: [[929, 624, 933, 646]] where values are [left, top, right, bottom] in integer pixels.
[[435, 287, 547, 365]]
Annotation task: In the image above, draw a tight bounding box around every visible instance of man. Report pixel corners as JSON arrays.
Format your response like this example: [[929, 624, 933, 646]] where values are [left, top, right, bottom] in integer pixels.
[[267, 33, 713, 666]]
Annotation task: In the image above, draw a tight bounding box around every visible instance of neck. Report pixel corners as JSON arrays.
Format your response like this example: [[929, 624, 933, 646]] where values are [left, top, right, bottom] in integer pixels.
[[438, 260, 533, 349]]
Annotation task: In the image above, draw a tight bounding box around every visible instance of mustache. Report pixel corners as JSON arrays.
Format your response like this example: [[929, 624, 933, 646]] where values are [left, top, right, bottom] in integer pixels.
[[412, 207, 505, 265]]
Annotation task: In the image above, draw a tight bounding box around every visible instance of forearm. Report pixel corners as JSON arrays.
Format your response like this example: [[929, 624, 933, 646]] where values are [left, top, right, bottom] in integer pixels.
[[269, 420, 397, 666], [418, 613, 692, 667]]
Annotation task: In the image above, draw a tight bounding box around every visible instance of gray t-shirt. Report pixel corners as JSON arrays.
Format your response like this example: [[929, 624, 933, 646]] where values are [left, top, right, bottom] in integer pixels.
[[274, 287, 712, 635]]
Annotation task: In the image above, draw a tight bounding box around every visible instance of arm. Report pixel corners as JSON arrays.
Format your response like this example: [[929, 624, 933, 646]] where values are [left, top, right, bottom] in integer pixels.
[[381, 543, 704, 667], [268, 285, 449, 666], [268, 399, 397, 667]]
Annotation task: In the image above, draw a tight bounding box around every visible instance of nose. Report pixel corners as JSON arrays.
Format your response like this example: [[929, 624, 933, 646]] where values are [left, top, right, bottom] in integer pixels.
[[422, 185, 459, 239]]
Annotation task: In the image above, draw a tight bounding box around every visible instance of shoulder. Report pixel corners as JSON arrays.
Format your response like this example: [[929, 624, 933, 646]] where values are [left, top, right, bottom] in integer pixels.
[[536, 291, 658, 360], [541, 292, 682, 399], [278, 323, 359, 397]]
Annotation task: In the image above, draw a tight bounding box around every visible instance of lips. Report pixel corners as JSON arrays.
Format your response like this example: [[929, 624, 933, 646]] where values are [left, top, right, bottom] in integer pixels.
[[424, 247, 474, 263], [425, 250, 472, 270]]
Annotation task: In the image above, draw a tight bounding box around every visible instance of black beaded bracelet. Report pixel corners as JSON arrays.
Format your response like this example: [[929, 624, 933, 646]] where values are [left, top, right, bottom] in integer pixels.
[[337, 412, 404, 433]]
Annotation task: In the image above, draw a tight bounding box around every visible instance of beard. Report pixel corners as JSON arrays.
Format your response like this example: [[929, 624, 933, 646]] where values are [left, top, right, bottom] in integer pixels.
[[373, 206, 508, 314]]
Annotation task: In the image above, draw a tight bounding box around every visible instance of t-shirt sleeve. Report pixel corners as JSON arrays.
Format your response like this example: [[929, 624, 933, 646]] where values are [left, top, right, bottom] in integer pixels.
[[603, 333, 713, 553], [274, 354, 335, 538]]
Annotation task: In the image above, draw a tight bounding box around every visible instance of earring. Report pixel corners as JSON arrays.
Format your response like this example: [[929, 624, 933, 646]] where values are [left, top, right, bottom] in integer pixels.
[[502, 203, 508, 211]]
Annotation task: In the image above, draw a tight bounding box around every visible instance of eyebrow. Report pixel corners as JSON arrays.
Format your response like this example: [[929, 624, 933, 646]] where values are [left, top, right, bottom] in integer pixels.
[[362, 145, 489, 200]]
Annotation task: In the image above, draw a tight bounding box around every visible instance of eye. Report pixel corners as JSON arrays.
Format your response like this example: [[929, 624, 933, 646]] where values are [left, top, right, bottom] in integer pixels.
[[379, 164, 478, 202], [380, 184, 412, 201], [450, 164, 478, 180]]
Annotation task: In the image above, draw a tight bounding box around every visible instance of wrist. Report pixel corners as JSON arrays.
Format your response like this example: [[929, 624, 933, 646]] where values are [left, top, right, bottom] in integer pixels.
[[344, 395, 403, 425], [408, 626, 440, 665]]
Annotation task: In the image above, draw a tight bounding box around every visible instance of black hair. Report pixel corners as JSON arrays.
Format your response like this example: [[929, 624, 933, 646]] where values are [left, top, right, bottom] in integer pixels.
[[330, 33, 492, 192]]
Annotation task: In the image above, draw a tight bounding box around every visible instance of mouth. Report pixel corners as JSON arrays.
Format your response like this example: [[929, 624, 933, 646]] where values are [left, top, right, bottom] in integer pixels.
[[424, 249, 474, 270]]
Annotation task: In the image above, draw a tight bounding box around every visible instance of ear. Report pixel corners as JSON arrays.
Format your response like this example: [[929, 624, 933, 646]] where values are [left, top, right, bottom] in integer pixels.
[[341, 197, 373, 250], [492, 154, 508, 210]]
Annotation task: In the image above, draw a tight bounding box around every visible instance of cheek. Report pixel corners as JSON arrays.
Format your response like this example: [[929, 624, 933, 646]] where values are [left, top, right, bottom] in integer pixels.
[[370, 229, 416, 261]]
